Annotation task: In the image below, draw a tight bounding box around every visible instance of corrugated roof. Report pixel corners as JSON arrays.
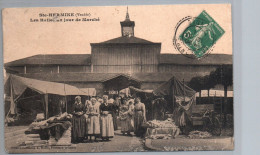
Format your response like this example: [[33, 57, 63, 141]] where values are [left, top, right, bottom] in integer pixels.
[[17, 72, 208, 83], [160, 54, 232, 65], [5, 54, 91, 67], [91, 36, 160, 45]]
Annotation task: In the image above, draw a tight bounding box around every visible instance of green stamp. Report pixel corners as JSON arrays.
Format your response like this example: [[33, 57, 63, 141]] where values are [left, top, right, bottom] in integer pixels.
[[179, 10, 225, 58]]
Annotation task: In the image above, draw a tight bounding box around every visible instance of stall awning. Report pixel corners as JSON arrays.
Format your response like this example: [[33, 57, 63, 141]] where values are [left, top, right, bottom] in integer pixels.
[[79, 88, 96, 96], [153, 76, 196, 97], [129, 86, 153, 94], [5, 74, 90, 99]]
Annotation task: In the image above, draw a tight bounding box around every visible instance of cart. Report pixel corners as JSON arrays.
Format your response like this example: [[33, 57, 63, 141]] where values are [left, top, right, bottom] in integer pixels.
[[191, 108, 221, 136]]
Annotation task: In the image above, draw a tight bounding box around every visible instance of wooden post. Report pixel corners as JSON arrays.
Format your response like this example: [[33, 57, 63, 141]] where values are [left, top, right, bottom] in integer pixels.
[[44, 94, 48, 119], [57, 65, 60, 73], [183, 79, 185, 103], [172, 78, 176, 114], [64, 82, 67, 113], [24, 66, 27, 74], [91, 64, 93, 73]]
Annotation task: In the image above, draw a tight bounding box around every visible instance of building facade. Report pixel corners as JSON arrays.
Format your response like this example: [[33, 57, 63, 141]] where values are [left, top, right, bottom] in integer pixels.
[[4, 9, 232, 96]]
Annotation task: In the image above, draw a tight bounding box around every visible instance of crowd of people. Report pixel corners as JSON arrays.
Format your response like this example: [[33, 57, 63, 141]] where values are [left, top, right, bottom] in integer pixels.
[[71, 95, 146, 143]]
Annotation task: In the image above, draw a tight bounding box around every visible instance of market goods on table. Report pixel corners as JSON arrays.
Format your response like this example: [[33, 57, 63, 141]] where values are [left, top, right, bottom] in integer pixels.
[[144, 118, 180, 139], [25, 112, 72, 140], [143, 118, 178, 128], [188, 130, 212, 139]]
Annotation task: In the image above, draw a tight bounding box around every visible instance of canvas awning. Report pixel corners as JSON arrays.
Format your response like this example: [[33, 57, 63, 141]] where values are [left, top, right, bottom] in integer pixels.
[[153, 76, 196, 97], [4, 74, 91, 100], [129, 86, 153, 94], [79, 88, 96, 96]]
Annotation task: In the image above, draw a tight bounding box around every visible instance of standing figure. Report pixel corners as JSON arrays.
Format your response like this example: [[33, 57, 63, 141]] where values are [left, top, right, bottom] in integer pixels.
[[112, 97, 120, 130], [100, 95, 114, 141], [128, 100, 135, 132], [71, 96, 86, 143], [134, 97, 146, 137], [84, 100, 91, 139], [119, 98, 130, 135], [119, 99, 133, 135], [86, 98, 100, 142], [152, 98, 167, 120]]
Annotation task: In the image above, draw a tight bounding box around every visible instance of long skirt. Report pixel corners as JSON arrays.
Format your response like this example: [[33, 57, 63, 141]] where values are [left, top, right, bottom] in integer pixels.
[[121, 117, 134, 133], [71, 115, 86, 142], [134, 111, 145, 136], [100, 114, 114, 138], [86, 115, 100, 135], [112, 112, 118, 130]]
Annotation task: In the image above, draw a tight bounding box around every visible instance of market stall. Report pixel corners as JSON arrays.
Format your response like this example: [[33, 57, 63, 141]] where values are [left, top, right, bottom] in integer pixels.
[[129, 86, 155, 120], [4, 74, 93, 124], [153, 76, 196, 134], [24, 112, 73, 146]]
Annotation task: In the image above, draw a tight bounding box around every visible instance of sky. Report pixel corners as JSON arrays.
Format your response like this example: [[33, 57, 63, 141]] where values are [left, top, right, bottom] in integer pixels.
[[2, 4, 232, 63]]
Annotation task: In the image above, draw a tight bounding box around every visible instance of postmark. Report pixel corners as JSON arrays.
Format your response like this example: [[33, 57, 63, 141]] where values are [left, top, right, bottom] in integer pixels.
[[173, 10, 225, 59]]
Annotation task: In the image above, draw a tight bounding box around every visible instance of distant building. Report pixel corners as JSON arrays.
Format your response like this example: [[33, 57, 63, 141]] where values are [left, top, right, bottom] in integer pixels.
[[4, 9, 232, 96]]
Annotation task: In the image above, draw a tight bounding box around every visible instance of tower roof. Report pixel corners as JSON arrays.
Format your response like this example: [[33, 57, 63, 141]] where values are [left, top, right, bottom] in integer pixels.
[[125, 6, 130, 21], [120, 6, 135, 27]]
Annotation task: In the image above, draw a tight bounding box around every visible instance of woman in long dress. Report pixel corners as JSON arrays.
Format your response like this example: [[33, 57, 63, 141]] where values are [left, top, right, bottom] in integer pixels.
[[134, 97, 146, 137], [86, 98, 100, 142], [100, 95, 114, 141], [128, 100, 135, 132], [71, 96, 86, 143], [119, 98, 134, 135], [112, 97, 120, 130]]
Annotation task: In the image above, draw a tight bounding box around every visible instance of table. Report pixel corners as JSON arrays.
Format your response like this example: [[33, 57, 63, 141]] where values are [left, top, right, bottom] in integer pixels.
[[145, 127, 180, 139]]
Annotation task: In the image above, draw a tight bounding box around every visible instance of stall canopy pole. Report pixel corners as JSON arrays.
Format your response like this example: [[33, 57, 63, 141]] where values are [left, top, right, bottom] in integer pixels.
[[44, 94, 48, 119], [172, 79, 175, 113], [183, 79, 185, 102], [64, 82, 67, 113], [10, 78, 16, 115]]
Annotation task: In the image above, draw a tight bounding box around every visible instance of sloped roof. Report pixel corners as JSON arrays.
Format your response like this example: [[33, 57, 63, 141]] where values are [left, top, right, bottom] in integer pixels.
[[5, 53, 231, 68], [5, 54, 91, 67], [17, 72, 208, 83], [101, 74, 141, 83], [160, 54, 232, 65], [91, 36, 160, 45]]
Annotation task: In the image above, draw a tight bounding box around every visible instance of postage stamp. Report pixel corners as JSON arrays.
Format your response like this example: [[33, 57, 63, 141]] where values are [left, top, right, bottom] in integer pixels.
[[174, 10, 225, 59]]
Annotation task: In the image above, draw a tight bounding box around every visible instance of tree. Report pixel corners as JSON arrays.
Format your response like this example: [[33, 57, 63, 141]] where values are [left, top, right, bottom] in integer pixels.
[[188, 76, 204, 98], [203, 74, 216, 97]]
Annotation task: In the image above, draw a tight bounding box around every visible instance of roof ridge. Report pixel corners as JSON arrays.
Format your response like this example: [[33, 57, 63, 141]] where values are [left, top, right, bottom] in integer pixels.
[[94, 36, 156, 44]]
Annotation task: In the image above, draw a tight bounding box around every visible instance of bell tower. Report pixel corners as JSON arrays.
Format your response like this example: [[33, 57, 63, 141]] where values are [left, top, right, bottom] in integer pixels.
[[120, 6, 135, 37]]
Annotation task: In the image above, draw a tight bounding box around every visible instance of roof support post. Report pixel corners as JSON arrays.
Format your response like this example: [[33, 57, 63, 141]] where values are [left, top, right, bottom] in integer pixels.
[[24, 66, 26, 74], [44, 94, 48, 119], [91, 64, 93, 73]]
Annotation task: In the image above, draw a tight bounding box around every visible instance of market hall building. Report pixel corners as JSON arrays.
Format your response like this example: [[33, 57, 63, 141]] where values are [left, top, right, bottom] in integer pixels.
[[4, 10, 232, 96]]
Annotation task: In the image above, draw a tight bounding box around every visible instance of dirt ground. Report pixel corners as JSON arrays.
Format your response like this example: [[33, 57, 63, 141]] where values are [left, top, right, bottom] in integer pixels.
[[5, 125, 233, 153]]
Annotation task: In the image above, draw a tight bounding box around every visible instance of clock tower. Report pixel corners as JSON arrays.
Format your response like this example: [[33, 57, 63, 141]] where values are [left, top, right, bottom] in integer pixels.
[[120, 7, 135, 37]]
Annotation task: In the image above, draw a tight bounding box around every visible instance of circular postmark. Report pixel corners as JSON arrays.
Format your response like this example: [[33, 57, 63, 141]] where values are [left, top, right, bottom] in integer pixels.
[[173, 16, 217, 59]]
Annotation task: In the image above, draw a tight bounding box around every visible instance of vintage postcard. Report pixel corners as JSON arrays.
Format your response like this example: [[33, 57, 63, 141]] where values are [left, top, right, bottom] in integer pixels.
[[3, 4, 233, 153]]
